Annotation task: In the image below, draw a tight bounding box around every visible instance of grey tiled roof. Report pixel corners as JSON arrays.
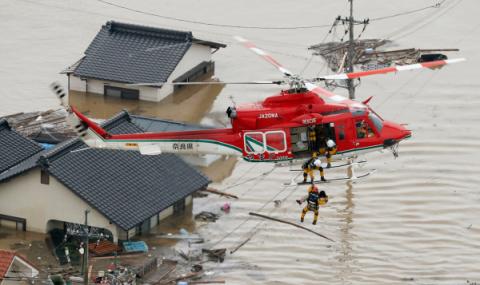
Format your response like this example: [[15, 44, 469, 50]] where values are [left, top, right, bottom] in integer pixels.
[[0, 151, 46, 183], [101, 110, 145, 135], [73, 21, 226, 84], [0, 119, 44, 174], [44, 140, 209, 230], [100, 109, 210, 134], [131, 115, 211, 132], [1, 112, 210, 230]]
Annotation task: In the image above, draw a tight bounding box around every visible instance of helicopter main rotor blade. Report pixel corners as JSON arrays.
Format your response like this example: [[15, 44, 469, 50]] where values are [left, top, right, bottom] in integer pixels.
[[313, 58, 466, 81], [234, 36, 294, 77], [129, 80, 286, 86]]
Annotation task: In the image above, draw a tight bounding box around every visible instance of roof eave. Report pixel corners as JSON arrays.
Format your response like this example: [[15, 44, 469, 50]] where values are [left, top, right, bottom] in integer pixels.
[[192, 38, 226, 49]]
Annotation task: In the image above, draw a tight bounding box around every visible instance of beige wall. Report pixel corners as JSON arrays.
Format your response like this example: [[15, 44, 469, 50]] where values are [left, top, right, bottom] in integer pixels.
[[68, 43, 213, 102], [0, 170, 196, 241], [69, 76, 159, 101], [0, 170, 119, 240]]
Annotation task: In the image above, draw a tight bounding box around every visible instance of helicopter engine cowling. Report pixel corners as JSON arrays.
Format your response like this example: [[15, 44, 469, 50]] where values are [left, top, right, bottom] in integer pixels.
[[291, 113, 323, 125]]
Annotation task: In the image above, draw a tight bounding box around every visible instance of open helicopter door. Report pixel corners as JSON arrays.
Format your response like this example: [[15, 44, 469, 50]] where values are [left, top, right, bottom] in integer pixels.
[[289, 123, 335, 158], [243, 130, 288, 162]]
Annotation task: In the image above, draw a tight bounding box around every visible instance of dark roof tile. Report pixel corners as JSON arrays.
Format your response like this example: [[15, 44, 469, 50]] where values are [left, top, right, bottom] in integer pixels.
[[74, 21, 195, 84], [100, 110, 144, 134], [131, 115, 211, 132], [47, 147, 209, 230], [0, 119, 43, 174]]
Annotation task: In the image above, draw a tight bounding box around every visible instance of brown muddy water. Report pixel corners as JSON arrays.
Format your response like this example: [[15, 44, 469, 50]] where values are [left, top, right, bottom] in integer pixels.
[[1, 0, 480, 284]]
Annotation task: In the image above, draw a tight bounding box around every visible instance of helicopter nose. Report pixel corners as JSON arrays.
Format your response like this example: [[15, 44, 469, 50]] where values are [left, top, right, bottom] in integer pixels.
[[382, 121, 411, 147]]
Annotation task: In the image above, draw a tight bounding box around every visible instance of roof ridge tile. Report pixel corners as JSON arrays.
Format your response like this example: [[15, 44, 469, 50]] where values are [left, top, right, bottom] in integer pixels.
[[39, 138, 86, 166], [106, 21, 192, 42]]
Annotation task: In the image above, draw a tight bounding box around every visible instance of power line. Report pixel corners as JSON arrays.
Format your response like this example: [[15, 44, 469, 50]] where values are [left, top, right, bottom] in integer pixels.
[[370, 0, 447, 22], [96, 0, 333, 30]]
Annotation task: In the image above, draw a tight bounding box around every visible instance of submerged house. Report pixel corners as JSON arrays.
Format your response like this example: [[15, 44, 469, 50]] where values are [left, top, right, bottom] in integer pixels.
[[63, 21, 225, 102], [0, 117, 210, 242]]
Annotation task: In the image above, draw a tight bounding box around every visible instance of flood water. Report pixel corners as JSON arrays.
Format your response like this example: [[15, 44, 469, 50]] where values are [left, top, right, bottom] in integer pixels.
[[1, 0, 480, 284]]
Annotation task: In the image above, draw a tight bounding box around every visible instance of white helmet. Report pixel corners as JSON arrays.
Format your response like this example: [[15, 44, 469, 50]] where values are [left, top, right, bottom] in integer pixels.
[[327, 139, 336, 148]]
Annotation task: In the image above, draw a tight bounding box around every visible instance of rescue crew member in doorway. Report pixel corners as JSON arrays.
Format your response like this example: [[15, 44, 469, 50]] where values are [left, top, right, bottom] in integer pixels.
[[302, 153, 327, 183], [325, 138, 337, 168], [308, 125, 317, 151], [296, 184, 329, 225]]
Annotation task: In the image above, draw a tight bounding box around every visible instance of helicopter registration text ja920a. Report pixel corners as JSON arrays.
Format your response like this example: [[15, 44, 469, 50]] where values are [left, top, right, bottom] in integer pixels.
[[51, 37, 464, 164]]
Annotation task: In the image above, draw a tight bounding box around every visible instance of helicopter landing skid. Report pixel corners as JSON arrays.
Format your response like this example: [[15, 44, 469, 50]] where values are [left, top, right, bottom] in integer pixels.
[[283, 169, 376, 186], [288, 159, 367, 171]]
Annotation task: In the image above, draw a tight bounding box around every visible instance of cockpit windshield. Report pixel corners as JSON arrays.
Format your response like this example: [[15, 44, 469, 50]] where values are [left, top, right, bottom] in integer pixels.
[[368, 112, 384, 132], [350, 108, 366, 117]]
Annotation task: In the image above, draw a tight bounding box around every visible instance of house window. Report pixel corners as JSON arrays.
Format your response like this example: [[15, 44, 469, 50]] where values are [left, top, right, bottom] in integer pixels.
[[41, 170, 49, 185], [104, 86, 139, 100], [173, 198, 186, 214]]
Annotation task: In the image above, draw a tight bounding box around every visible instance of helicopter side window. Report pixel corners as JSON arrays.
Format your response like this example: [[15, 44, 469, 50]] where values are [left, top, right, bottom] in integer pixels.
[[356, 120, 375, 139], [244, 132, 264, 154]]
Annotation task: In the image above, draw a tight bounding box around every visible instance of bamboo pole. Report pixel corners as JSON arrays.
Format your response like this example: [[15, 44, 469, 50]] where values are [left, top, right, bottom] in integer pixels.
[[249, 212, 334, 242], [201, 188, 238, 199]]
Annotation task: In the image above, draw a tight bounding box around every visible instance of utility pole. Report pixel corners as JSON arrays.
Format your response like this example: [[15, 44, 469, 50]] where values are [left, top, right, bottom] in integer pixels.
[[346, 0, 356, 99], [83, 210, 90, 285], [338, 0, 368, 100]]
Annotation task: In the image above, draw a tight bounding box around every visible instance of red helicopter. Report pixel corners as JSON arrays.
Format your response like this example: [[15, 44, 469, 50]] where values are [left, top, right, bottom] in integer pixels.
[[51, 37, 464, 169]]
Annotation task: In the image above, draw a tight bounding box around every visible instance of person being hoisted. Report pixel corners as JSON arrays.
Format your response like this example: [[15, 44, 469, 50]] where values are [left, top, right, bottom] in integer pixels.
[[325, 138, 337, 168], [302, 153, 327, 183], [296, 184, 329, 225]]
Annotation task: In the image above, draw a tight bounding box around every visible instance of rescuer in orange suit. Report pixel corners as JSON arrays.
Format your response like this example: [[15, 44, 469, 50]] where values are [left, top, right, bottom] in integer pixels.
[[296, 184, 329, 225]]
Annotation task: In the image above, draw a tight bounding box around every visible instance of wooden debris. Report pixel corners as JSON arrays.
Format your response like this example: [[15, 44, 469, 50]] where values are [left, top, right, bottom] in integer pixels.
[[191, 264, 203, 272], [4, 109, 76, 142], [202, 248, 226, 263], [249, 212, 334, 242], [201, 188, 238, 199], [193, 191, 209, 198], [309, 39, 459, 74], [194, 211, 220, 222], [88, 240, 121, 256], [230, 232, 255, 254], [189, 281, 226, 284], [158, 271, 203, 285]]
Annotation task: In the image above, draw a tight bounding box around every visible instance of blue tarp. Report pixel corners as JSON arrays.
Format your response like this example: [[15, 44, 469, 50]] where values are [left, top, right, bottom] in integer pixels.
[[122, 241, 148, 253]]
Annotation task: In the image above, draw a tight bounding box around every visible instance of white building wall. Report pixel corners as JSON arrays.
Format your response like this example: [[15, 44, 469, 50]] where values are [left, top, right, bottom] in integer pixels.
[[159, 43, 213, 100], [67, 43, 213, 102], [0, 170, 119, 241], [70, 75, 86, 92], [68, 76, 159, 101]]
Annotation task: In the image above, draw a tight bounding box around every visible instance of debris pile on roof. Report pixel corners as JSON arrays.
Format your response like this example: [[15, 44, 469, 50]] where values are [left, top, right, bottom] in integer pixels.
[[309, 39, 459, 73], [2, 109, 76, 143]]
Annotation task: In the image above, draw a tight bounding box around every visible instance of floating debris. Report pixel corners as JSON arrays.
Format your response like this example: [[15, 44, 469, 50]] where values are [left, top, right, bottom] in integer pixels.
[[195, 211, 220, 222], [220, 202, 231, 213], [201, 188, 238, 199], [202, 248, 226, 263]]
